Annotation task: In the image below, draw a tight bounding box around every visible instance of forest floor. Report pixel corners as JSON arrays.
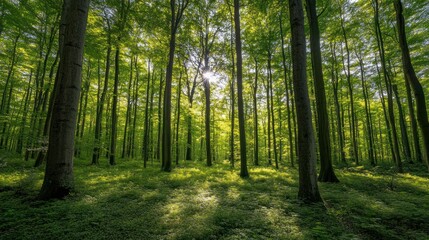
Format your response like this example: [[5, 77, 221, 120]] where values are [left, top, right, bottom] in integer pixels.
[[1, 151, 429, 240]]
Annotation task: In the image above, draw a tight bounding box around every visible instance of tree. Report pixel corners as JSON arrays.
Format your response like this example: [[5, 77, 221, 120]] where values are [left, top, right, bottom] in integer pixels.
[[162, 0, 189, 172], [233, 0, 249, 178], [305, 0, 339, 182], [394, 0, 429, 170], [289, 0, 321, 202], [39, 0, 90, 199]]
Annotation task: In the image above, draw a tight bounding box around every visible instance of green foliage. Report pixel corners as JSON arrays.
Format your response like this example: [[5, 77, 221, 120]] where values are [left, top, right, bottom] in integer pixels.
[[1, 153, 429, 239]]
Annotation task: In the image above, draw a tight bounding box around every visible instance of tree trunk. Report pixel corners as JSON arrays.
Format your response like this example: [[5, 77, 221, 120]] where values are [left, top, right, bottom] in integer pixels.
[[356, 53, 375, 166], [330, 43, 346, 163], [268, 52, 279, 169], [175, 71, 182, 165], [394, 0, 429, 170], [253, 58, 259, 166], [92, 38, 111, 165], [162, 0, 189, 172], [122, 56, 133, 158], [405, 77, 422, 162], [289, 0, 321, 203], [143, 60, 151, 168], [374, 0, 402, 172], [340, 10, 358, 165], [279, 14, 294, 167], [393, 84, 412, 163], [306, 0, 338, 182], [39, 0, 89, 199], [233, 0, 249, 178], [203, 72, 212, 167], [109, 48, 120, 166]]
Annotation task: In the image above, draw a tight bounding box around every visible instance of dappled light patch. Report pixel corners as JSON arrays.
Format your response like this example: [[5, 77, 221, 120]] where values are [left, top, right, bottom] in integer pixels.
[[1, 156, 429, 239]]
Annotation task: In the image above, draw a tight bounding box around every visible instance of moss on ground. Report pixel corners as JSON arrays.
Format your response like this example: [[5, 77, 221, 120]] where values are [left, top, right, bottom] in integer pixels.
[[1, 152, 428, 239]]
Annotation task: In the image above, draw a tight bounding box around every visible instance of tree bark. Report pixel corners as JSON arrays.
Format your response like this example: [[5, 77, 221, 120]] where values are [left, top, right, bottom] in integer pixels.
[[306, 0, 338, 182], [289, 0, 321, 202], [233, 0, 249, 178], [162, 0, 189, 172], [39, 0, 89, 199], [394, 0, 429, 170], [109, 48, 120, 166]]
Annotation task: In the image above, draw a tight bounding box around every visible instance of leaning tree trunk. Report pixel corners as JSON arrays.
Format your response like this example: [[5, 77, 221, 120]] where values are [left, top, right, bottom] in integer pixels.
[[394, 0, 429, 170], [306, 0, 339, 182], [39, 0, 89, 200], [233, 0, 249, 178], [374, 0, 402, 172], [289, 0, 322, 203]]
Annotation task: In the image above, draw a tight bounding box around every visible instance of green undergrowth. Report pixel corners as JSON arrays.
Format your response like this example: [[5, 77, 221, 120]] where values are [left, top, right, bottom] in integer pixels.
[[1, 152, 428, 239]]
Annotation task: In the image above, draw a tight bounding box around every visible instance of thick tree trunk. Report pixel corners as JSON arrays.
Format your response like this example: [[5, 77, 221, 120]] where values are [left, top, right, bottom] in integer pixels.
[[233, 0, 249, 178], [306, 0, 338, 182], [394, 0, 429, 170], [289, 0, 321, 203], [39, 0, 89, 200]]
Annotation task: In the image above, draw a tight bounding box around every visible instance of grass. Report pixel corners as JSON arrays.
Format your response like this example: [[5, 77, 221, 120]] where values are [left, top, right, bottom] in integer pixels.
[[1, 151, 429, 240]]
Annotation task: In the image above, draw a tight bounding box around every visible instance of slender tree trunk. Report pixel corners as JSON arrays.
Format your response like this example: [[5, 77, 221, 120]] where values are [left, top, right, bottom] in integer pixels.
[[253, 58, 259, 166], [280, 15, 294, 167], [393, 84, 412, 163], [92, 40, 111, 165], [39, 0, 89, 199], [175, 71, 182, 166], [330, 43, 346, 163], [233, 0, 249, 178], [405, 78, 422, 162], [306, 0, 338, 182], [340, 11, 358, 165], [130, 56, 139, 158], [394, 0, 429, 170], [156, 72, 164, 161], [268, 52, 279, 169], [143, 61, 151, 168], [374, 0, 402, 172], [162, 0, 189, 172], [16, 71, 33, 154], [264, 73, 272, 166], [203, 72, 212, 167], [109, 48, 120, 166], [122, 56, 133, 158], [356, 53, 375, 166], [229, 6, 236, 168], [289, 0, 321, 203]]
